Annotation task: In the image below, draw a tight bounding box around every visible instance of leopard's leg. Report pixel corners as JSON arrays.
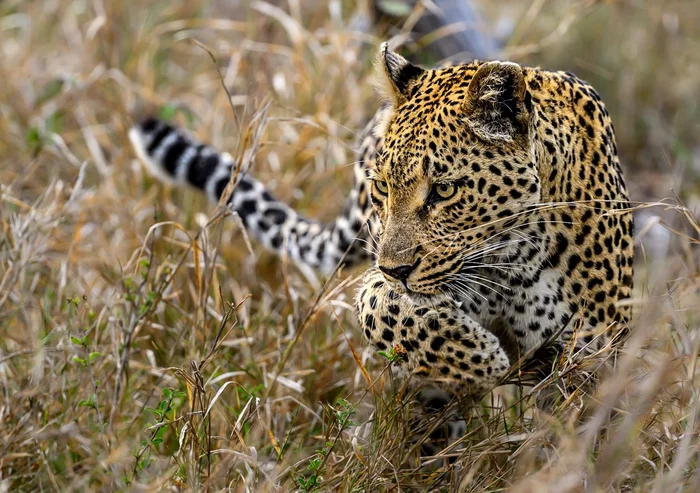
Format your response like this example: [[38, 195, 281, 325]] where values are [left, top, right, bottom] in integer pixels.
[[129, 108, 391, 274], [414, 387, 468, 462], [356, 267, 510, 458], [356, 267, 510, 393]]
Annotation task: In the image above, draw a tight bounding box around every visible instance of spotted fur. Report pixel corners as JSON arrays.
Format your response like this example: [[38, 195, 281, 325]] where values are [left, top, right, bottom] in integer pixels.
[[130, 44, 633, 395]]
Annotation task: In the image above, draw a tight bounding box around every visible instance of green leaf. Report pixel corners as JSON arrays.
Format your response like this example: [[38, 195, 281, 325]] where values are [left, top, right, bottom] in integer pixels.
[[70, 336, 84, 346], [45, 110, 64, 134], [88, 352, 102, 364], [26, 127, 42, 156], [78, 394, 96, 408], [377, 0, 413, 17], [308, 456, 322, 471], [72, 356, 87, 366], [377, 346, 404, 363], [158, 104, 178, 121], [35, 78, 65, 106]]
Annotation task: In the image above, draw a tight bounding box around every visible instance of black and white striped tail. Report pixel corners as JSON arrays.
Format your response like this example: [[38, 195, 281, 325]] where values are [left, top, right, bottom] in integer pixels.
[[129, 117, 239, 202], [129, 118, 374, 274]]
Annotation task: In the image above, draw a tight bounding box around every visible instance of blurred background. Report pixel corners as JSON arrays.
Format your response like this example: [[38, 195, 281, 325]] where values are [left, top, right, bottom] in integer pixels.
[[2, 0, 698, 263], [1, 0, 698, 490]]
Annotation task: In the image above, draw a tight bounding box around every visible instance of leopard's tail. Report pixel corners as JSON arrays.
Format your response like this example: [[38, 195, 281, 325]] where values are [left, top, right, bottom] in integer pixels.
[[129, 117, 375, 274]]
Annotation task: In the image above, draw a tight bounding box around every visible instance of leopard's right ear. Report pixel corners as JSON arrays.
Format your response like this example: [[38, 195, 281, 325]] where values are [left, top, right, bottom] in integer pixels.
[[374, 42, 425, 106], [464, 61, 532, 142]]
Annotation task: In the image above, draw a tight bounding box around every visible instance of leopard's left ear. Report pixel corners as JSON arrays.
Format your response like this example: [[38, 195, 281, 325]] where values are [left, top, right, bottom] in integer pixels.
[[464, 61, 533, 142], [374, 42, 425, 106]]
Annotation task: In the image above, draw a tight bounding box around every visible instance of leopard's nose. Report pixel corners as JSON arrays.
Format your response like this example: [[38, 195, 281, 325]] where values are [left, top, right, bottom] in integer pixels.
[[378, 263, 415, 282]]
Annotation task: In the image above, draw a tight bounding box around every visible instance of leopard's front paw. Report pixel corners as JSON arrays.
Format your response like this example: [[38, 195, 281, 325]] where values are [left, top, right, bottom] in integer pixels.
[[356, 266, 510, 394], [355, 267, 416, 363]]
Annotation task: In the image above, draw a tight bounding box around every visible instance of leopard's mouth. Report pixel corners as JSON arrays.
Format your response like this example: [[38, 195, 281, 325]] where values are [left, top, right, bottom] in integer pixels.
[[387, 278, 455, 305], [379, 274, 427, 298], [377, 255, 466, 299]]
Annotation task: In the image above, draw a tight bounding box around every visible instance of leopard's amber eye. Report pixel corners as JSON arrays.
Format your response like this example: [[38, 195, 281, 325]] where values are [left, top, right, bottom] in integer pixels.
[[434, 183, 456, 199], [375, 180, 389, 195]]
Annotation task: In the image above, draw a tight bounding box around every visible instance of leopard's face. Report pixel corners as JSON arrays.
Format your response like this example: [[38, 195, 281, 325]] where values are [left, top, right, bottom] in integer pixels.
[[370, 51, 539, 295]]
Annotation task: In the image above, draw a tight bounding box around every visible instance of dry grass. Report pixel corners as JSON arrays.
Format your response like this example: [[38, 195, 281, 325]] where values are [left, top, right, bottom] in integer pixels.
[[1, 0, 699, 491]]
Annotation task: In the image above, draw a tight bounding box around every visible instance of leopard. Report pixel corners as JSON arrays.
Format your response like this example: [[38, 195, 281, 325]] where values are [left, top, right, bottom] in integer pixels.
[[129, 43, 634, 448]]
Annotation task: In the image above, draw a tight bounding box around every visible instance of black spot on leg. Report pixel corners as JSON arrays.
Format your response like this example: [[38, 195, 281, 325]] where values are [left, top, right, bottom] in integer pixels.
[[430, 336, 446, 351]]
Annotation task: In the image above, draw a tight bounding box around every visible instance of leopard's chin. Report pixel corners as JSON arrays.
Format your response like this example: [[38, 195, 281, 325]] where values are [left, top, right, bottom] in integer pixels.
[[405, 277, 457, 296], [379, 276, 445, 302], [400, 283, 455, 305]]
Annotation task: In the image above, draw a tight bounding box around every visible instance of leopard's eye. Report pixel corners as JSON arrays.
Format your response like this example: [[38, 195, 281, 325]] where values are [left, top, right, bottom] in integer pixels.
[[434, 183, 456, 199], [374, 180, 389, 196]]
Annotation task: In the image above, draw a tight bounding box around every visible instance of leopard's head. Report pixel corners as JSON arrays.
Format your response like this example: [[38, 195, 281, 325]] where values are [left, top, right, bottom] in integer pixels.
[[369, 44, 541, 295]]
